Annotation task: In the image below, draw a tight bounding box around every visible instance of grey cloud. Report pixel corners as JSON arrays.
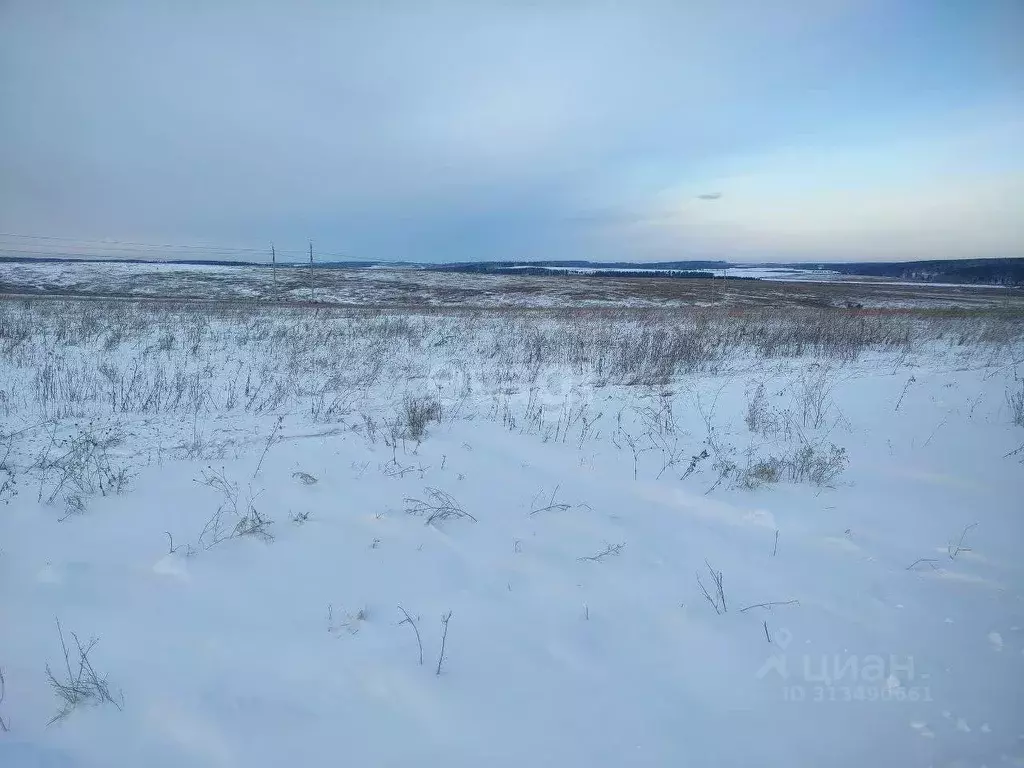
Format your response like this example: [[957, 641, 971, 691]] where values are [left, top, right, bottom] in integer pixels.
[[2, 1, 1015, 261]]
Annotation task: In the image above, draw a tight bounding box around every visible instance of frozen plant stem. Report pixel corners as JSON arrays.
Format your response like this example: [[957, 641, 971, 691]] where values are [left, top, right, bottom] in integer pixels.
[[739, 600, 799, 613], [948, 523, 978, 560], [530, 484, 571, 515], [164, 531, 177, 555], [45, 618, 122, 725], [578, 542, 626, 563], [894, 376, 915, 412], [405, 487, 476, 525], [398, 606, 423, 666], [921, 416, 948, 448], [253, 416, 283, 479], [436, 611, 452, 676], [0, 666, 9, 732], [697, 560, 727, 614]]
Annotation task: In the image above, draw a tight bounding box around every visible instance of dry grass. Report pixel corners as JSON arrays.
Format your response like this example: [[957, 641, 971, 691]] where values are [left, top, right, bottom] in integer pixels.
[[404, 487, 476, 526], [1008, 379, 1024, 427], [0, 295, 1020, 502], [45, 619, 122, 725], [2, 298, 1019, 431]]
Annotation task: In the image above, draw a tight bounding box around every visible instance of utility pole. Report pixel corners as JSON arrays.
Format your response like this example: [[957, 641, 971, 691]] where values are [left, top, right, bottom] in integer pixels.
[[271, 242, 277, 301], [308, 239, 315, 302]]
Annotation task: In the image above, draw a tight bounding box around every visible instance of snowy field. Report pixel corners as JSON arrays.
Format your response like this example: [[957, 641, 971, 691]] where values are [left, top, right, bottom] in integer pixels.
[[2, 260, 1022, 311], [1, 296, 1023, 767]]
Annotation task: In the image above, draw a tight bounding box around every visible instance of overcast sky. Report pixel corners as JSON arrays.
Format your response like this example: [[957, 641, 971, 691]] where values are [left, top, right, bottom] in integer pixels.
[[1, 1, 1022, 263]]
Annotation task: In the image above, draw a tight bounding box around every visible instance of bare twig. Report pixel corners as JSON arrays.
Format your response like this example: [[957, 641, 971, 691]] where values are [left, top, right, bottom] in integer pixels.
[[948, 523, 978, 560], [436, 611, 452, 676], [529, 484, 572, 515], [0, 666, 9, 731], [381, 459, 416, 478], [921, 416, 948, 448], [906, 557, 941, 571], [578, 542, 625, 563], [620, 430, 646, 480], [253, 416, 283, 479], [708, 560, 726, 613], [772, 529, 779, 557], [2, 419, 50, 441], [696, 560, 727, 614], [36, 421, 60, 503], [405, 487, 476, 525], [45, 618, 122, 725], [739, 599, 800, 613], [894, 375, 916, 412], [397, 606, 423, 666], [983, 356, 1024, 380], [696, 575, 719, 614], [681, 448, 709, 481], [763, 621, 771, 643]]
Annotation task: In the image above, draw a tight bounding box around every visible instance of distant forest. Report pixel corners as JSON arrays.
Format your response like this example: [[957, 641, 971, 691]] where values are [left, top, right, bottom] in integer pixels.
[[2, 255, 1021, 286], [803, 258, 1024, 286], [430, 264, 750, 280]]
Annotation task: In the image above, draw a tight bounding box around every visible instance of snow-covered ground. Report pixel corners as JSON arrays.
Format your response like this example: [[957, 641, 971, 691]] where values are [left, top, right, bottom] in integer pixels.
[[713, 266, 841, 281], [2, 260, 1020, 310], [499, 264, 844, 281], [1, 298, 1023, 767]]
